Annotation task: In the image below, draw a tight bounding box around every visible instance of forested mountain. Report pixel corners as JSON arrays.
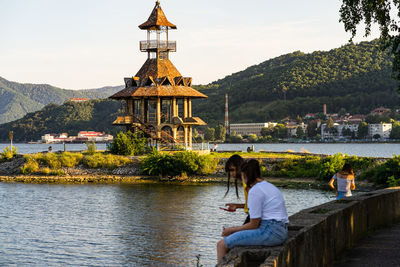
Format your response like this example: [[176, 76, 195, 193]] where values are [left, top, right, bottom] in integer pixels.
[[0, 76, 122, 124], [193, 40, 400, 125], [0, 99, 123, 142], [1, 40, 400, 141]]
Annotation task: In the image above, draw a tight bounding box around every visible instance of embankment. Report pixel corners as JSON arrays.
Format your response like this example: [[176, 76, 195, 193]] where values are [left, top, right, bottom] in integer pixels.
[[217, 187, 400, 267]]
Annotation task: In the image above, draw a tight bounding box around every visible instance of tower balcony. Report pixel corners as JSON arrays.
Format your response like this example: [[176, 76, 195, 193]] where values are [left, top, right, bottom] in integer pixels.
[[140, 40, 176, 52]]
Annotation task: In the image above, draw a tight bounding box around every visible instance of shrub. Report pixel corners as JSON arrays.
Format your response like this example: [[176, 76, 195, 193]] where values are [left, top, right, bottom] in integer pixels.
[[373, 155, 400, 185], [318, 154, 346, 180], [59, 152, 83, 167], [82, 153, 131, 169], [140, 150, 218, 177], [197, 155, 219, 175], [0, 146, 17, 161], [21, 160, 39, 174], [108, 131, 148, 156], [38, 167, 51, 175], [264, 157, 320, 178], [261, 154, 377, 181], [40, 153, 62, 170], [85, 141, 97, 155]]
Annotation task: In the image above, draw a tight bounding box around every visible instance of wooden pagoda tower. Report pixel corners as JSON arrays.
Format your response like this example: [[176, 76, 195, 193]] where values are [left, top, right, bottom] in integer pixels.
[[110, 1, 207, 148]]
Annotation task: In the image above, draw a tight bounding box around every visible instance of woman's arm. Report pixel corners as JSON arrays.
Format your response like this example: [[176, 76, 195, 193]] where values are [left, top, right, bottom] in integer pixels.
[[328, 178, 335, 190], [225, 203, 245, 211], [222, 218, 261, 236], [351, 181, 356, 190]]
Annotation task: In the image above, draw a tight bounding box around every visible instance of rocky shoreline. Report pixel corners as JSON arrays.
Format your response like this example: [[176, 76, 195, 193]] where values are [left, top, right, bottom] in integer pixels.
[[0, 153, 377, 191]]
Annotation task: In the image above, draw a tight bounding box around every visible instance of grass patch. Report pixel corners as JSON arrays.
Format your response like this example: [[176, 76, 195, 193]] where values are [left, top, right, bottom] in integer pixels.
[[82, 153, 131, 169]]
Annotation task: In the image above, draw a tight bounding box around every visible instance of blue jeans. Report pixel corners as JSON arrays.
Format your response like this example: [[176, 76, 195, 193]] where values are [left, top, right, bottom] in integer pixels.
[[337, 191, 351, 200], [224, 219, 288, 249]]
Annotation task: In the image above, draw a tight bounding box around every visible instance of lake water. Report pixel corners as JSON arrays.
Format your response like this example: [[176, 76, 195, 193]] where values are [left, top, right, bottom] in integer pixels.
[[1, 142, 399, 157], [0, 183, 334, 266]]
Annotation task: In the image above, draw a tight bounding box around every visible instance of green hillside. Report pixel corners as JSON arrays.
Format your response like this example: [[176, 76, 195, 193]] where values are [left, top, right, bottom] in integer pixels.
[[193, 40, 400, 125], [1, 40, 400, 141], [0, 76, 122, 124], [0, 99, 123, 142]]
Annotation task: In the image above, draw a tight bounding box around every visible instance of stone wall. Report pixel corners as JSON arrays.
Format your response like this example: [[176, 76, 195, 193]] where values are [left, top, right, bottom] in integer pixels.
[[218, 188, 400, 267]]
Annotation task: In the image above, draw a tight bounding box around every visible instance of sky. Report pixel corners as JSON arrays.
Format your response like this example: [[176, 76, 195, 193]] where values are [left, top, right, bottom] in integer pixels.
[[0, 0, 379, 90]]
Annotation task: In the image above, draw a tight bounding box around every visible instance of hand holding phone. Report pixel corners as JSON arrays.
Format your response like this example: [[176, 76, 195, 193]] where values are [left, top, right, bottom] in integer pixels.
[[219, 207, 235, 212]]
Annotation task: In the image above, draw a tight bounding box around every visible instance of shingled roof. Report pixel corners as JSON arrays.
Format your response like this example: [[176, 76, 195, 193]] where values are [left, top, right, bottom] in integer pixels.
[[110, 85, 207, 99], [139, 1, 177, 30]]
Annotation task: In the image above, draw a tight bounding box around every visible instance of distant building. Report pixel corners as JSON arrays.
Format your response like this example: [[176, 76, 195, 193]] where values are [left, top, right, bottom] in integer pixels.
[[286, 122, 307, 137], [41, 131, 113, 143], [371, 107, 391, 116], [321, 123, 359, 141], [69, 98, 89, 102], [347, 114, 366, 124], [41, 133, 72, 143], [77, 131, 113, 142], [230, 122, 277, 136], [368, 123, 392, 139], [304, 113, 315, 119]]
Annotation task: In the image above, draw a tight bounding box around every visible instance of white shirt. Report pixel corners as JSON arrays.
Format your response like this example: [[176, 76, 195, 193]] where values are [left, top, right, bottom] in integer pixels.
[[333, 173, 354, 196], [248, 181, 289, 224]]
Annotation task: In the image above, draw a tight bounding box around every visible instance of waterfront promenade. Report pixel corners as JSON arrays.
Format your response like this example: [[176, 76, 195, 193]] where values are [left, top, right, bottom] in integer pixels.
[[217, 188, 400, 267], [333, 223, 400, 267]]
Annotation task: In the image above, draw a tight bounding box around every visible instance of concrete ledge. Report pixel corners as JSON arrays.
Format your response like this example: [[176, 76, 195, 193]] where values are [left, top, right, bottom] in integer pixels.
[[218, 187, 400, 267]]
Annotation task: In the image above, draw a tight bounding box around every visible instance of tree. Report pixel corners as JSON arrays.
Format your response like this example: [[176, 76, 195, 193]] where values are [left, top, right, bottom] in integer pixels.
[[342, 127, 353, 138], [296, 127, 305, 139], [261, 126, 274, 137], [338, 108, 347, 117], [273, 124, 287, 139], [214, 125, 226, 141], [357, 122, 369, 139], [306, 122, 318, 138], [108, 131, 148, 156], [247, 134, 258, 143], [390, 122, 400, 139], [373, 134, 381, 139], [327, 118, 335, 129], [339, 0, 400, 91], [204, 127, 215, 141]]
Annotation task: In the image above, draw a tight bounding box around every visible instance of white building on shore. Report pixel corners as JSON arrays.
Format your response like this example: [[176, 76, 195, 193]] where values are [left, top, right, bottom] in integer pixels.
[[230, 122, 277, 136], [368, 123, 392, 139], [41, 131, 113, 143]]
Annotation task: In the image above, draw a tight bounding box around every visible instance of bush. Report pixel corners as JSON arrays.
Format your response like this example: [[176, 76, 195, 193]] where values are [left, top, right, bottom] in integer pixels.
[[373, 155, 400, 185], [140, 149, 218, 177], [261, 153, 378, 181], [108, 131, 148, 156], [82, 153, 131, 169], [40, 153, 62, 170], [264, 157, 320, 178], [21, 160, 39, 174], [59, 152, 83, 168], [197, 155, 219, 175], [0, 146, 17, 161], [85, 141, 97, 155]]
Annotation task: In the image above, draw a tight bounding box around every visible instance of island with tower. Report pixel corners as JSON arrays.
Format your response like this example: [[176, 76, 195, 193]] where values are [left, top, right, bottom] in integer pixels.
[[110, 1, 207, 149]]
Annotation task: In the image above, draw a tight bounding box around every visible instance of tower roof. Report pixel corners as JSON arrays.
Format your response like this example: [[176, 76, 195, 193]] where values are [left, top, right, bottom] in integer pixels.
[[139, 1, 177, 30]]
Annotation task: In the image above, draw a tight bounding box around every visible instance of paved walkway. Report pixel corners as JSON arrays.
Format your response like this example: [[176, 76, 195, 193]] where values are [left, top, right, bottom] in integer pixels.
[[333, 223, 400, 267]]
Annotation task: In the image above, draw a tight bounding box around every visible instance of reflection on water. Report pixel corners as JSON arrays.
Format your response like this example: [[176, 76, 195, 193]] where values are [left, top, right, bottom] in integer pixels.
[[0, 183, 334, 266]]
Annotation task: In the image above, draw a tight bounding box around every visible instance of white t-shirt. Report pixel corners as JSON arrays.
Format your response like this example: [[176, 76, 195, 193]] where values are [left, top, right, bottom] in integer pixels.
[[248, 181, 289, 224], [333, 173, 354, 196]]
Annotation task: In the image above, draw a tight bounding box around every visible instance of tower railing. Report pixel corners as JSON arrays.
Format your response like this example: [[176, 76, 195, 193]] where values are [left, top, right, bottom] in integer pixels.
[[140, 40, 176, 52]]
